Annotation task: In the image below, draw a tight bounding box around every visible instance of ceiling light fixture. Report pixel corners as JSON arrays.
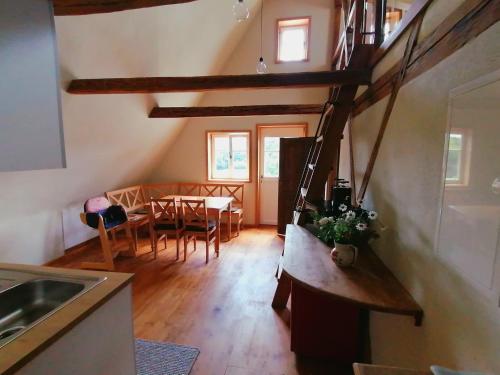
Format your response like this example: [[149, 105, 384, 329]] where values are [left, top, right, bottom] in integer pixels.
[[233, 0, 249, 22], [256, 0, 268, 74]]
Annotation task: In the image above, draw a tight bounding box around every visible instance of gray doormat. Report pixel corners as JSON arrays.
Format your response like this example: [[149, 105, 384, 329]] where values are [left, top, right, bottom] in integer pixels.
[[136, 339, 200, 375]]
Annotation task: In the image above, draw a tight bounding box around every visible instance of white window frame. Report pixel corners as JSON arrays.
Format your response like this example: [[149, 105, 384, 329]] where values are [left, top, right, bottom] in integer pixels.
[[206, 131, 251, 182], [445, 127, 472, 188], [276, 16, 311, 63]]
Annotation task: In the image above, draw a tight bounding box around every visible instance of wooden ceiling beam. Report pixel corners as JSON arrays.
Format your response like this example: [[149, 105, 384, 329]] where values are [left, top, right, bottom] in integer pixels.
[[67, 70, 372, 94], [149, 104, 325, 118], [53, 0, 197, 16]]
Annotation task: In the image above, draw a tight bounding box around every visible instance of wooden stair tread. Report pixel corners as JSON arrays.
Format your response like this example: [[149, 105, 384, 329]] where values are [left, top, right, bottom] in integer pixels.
[[281, 225, 423, 325]]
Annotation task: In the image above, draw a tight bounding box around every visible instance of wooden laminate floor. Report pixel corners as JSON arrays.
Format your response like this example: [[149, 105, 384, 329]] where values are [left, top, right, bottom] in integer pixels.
[[50, 227, 353, 375]]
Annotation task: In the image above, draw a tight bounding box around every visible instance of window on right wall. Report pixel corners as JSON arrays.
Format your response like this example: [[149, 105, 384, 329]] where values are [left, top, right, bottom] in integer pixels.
[[276, 17, 311, 63], [445, 128, 472, 187]]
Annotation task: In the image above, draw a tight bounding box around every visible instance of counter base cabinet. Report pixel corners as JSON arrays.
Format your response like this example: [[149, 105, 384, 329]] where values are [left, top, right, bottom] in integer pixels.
[[290, 282, 360, 363], [16, 285, 136, 375]]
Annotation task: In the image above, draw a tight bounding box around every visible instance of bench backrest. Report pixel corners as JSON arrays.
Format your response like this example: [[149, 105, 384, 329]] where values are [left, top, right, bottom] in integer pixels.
[[142, 183, 179, 201], [107, 182, 244, 210], [178, 183, 244, 208], [219, 184, 244, 208], [177, 182, 201, 196], [106, 185, 146, 213]]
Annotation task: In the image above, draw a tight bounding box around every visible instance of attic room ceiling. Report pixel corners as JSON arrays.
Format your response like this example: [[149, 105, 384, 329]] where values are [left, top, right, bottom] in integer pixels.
[[53, 0, 197, 16]]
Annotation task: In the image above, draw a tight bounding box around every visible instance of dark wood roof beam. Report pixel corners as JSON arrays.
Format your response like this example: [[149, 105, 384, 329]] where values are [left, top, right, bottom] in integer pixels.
[[53, 0, 197, 16], [149, 104, 325, 118], [67, 70, 372, 94]]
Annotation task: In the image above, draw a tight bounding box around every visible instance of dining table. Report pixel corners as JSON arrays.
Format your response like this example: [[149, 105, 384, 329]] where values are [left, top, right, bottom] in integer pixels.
[[163, 195, 233, 253]]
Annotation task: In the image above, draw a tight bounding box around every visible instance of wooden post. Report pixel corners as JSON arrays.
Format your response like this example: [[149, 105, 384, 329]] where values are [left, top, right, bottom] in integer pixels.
[[357, 15, 424, 203]]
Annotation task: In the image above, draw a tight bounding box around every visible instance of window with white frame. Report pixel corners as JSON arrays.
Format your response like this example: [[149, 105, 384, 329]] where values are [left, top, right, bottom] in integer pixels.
[[445, 128, 472, 187], [276, 17, 311, 63], [207, 131, 250, 182]]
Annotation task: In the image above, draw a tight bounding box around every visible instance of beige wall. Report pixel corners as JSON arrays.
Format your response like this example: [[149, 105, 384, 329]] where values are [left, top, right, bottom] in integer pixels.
[[341, 1, 500, 372], [150, 0, 335, 224], [0, 1, 259, 264]]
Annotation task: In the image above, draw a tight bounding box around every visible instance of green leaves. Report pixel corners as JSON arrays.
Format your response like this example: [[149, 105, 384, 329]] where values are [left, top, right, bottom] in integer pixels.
[[313, 210, 378, 247]]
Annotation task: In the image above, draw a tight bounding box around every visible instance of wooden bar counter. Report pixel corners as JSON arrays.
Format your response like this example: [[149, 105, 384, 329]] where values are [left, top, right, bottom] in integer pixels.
[[272, 225, 423, 362]]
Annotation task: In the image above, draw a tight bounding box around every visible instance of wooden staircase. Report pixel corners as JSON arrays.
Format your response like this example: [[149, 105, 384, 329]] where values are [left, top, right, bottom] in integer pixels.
[[294, 45, 374, 224], [292, 0, 379, 224]]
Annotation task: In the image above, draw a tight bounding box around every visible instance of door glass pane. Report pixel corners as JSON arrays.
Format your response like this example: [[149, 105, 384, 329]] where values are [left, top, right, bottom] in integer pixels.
[[213, 136, 230, 179], [264, 137, 280, 152], [263, 137, 280, 178]]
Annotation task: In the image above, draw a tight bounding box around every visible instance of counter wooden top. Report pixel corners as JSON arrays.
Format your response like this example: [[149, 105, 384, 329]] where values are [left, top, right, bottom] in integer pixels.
[[353, 363, 431, 375], [282, 225, 423, 325], [0, 263, 133, 375]]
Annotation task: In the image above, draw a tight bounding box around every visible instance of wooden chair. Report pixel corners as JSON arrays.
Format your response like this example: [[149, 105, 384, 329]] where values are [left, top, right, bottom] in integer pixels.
[[148, 198, 184, 260], [221, 184, 244, 237], [180, 198, 217, 263], [106, 185, 149, 250], [79, 196, 136, 271]]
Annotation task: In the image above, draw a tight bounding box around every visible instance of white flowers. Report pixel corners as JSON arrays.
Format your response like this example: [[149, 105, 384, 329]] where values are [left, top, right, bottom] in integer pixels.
[[368, 211, 378, 220], [338, 204, 348, 212], [318, 217, 330, 226], [356, 222, 368, 231], [345, 211, 356, 220]]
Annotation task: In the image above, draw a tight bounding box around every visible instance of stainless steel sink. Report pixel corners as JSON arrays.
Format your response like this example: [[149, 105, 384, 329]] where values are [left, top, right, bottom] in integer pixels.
[[0, 269, 106, 348]]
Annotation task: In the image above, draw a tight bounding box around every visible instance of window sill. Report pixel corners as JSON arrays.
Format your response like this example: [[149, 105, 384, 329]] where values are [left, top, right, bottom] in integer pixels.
[[275, 58, 310, 64], [208, 179, 251, 184]]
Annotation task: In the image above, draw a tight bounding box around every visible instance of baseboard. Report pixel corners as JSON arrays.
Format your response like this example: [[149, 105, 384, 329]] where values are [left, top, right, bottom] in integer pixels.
[[44, 236, 99, 266]]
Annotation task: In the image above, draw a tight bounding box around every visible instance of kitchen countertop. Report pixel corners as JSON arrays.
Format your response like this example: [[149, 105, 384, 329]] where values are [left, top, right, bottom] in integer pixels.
[[0, 263, 133, 375]]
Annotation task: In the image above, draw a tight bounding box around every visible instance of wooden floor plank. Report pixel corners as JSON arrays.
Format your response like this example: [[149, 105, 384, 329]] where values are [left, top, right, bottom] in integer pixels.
[[50, 227, 353, 375]]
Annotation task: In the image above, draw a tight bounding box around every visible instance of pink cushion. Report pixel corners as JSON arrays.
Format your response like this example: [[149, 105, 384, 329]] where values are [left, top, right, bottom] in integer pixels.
[[84, 196, 111, 213]]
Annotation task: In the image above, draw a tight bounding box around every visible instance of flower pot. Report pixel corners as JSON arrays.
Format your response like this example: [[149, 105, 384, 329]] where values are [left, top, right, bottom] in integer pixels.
[[330, 242, 358, 268]]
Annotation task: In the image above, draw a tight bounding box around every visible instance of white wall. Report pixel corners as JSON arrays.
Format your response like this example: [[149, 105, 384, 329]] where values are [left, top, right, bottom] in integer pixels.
[[341, 1, 500, 371], [0, 2, 259, 264], [150, 0, 335, 224]]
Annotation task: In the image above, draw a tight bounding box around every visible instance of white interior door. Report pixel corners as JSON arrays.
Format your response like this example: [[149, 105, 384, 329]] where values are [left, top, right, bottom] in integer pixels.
[[259, 126, 306, 225]]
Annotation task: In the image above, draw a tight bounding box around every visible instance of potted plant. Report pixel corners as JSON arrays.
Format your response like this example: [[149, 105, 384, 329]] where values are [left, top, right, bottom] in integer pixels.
[[312, 205, 378, 267]]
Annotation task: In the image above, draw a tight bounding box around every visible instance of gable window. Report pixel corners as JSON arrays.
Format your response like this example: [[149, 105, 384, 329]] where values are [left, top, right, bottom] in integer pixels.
[[207, 131, 251, 182], [276, 17, 311, 63], [445, 128, 472, 187]]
